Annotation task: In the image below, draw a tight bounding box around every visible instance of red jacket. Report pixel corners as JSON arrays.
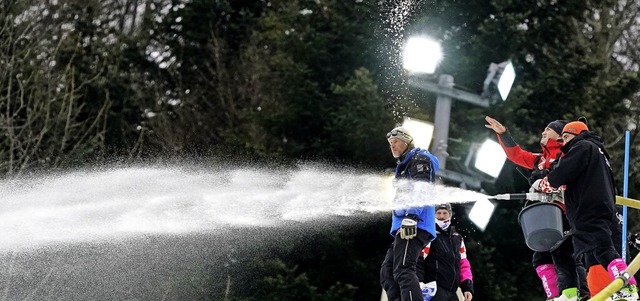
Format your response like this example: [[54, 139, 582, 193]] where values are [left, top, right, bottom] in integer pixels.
[[496, 131, 563, 170], [496, 131, 565, 210]]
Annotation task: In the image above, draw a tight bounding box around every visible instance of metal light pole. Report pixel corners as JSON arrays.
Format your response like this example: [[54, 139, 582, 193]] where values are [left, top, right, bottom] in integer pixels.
[[407, 74, 489, 189], [432, 74, 453, 170]]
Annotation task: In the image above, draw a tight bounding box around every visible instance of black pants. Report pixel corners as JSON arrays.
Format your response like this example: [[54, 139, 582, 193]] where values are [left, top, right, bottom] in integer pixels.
[[591, 245, 620, 270], [381, 229, 434, 301], [432, 285, 459, 301], [550, 237, 589, 298], [583, 209, 623, 271], [532, 250, 553, 270]]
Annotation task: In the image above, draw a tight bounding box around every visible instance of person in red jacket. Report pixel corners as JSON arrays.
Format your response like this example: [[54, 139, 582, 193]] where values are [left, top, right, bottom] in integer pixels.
[[485, 116, 586, 300]]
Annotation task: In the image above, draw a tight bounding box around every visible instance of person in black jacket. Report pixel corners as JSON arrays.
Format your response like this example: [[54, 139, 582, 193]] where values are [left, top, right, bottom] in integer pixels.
[[417, 203, 473, 301], [380, 126, 439, 301], [533, 120, 638, 301]]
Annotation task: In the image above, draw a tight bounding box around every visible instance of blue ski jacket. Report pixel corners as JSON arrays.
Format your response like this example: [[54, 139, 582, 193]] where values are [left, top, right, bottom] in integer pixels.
[[389, 147, 439, 238]]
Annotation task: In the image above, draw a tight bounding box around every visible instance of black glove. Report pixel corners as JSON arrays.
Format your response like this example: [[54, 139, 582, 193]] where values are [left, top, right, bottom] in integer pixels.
[[405, 214, 420, 222], [460, 279, 474, 296], [529, 169, 549, 186]]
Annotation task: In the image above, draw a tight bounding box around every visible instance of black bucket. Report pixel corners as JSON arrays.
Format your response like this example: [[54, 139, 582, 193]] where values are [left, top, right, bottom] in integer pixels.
[[518, 202, 564, 252]]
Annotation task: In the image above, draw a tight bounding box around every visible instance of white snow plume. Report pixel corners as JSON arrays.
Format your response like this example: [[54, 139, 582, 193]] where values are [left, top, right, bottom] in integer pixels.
[[0, 163, 489, 251]]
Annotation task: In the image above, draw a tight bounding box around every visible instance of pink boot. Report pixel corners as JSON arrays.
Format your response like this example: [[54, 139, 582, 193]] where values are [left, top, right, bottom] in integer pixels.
[[536, 264, 560, 299], [608, 258, 637, 285]]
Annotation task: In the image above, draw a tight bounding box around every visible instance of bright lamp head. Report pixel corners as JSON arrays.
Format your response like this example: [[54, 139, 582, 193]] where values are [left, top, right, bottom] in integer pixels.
[[497, 61, 516, 101], [468, 198, 495, 231], [482, 60, 516, 102], [402, 37, 442, 74], [473, 139, 507, 178], [401, 117, 434, 150]]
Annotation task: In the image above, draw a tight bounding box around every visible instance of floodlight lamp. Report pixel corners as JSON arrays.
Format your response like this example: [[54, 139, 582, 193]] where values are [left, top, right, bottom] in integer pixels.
[[497, 61, 516, 101], [482, 60, 516, 101], [402, 37, 442, 74], [473, 138, 507, 178], [401, 117, 434, 150], [468, 198, 495, 231]]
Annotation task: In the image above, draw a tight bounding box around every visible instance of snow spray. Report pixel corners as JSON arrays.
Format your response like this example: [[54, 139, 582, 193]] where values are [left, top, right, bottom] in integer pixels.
[[0, 163, 488, 251], [377, 0, 425, 117], [0, 163, 489, 300]]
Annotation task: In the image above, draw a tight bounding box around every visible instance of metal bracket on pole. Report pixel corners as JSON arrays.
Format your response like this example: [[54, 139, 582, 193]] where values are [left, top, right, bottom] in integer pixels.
[[616, 272, 631, 286], [407, 76, 490, 108]]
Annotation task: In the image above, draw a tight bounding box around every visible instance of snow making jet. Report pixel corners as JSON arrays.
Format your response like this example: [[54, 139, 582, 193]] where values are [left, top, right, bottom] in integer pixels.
[[490, 192, 550, 202]]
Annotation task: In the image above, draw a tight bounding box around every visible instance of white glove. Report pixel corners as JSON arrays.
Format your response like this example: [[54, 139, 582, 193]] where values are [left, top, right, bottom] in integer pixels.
[[400, 218, 417, 240], [529, 179, 541, 193], [420, 281, 437, 301]]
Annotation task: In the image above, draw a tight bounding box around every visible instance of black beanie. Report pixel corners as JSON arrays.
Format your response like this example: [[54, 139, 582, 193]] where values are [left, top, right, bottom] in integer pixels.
[[435, 203, 452, 215], [547, 120, 568, 135]]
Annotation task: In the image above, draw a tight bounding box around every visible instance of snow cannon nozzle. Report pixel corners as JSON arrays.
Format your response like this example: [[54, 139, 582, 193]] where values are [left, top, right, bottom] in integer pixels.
[[489, 193, 514, 200], [489, 193, 549, 201]]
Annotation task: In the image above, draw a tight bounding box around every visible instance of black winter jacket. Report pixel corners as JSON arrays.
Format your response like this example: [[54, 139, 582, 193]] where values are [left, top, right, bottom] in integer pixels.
[[416, 225, 474, 295], [547, 131, 617, 255]]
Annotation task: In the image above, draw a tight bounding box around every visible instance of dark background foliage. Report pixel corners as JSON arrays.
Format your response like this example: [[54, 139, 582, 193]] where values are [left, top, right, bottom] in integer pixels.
[[2, 0, 640, 300]]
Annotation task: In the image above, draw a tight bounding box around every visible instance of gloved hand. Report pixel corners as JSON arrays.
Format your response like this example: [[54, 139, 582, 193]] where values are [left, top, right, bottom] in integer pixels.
[[531, 177, 557, 193], [547, 191, 564, 203], [529, 169, 549, 185], [529, 179, 542, 193], [420, 281, 437, 301], [400, 214, 419, 240]]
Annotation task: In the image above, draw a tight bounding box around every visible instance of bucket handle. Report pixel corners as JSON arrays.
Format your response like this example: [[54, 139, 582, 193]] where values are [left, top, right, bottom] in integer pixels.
[[522, 199, 536, 210]]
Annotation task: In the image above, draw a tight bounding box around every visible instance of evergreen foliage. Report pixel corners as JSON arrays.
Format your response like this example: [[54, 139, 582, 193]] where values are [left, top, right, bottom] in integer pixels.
[[2, 0, 640, 300]]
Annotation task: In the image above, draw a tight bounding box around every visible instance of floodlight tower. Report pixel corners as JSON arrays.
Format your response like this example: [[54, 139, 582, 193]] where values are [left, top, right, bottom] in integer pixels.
[[402, 36, 515, 188]]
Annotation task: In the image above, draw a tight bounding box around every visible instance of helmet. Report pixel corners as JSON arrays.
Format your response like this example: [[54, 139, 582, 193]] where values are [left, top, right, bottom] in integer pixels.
[[386, 127, 413, 144]]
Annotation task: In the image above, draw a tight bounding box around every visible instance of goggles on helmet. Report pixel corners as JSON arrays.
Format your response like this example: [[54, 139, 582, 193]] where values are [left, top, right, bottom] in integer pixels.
[[386, 129, 407, 139]]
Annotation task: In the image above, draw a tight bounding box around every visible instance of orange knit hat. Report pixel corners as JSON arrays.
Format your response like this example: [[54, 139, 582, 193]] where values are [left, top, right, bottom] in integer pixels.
[[562, 121, 589, 136]]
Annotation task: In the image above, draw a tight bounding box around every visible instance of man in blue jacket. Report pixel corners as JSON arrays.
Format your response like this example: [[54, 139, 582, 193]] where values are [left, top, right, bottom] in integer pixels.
[[380, 126, 439, 301]]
